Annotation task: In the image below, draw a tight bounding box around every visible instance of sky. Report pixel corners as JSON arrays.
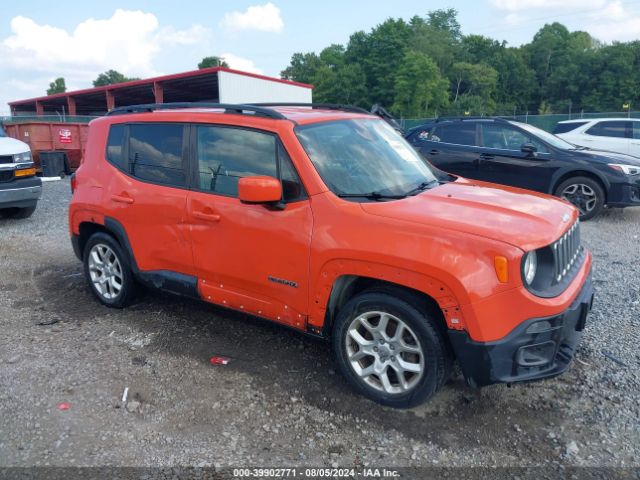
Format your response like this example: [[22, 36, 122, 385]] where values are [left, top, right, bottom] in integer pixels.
[[2, 0, 640, 113]]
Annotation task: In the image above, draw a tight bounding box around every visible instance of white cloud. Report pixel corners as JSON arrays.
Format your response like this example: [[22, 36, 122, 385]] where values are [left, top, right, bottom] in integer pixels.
[[221, 53, 264, 74], [1, 9, 209, 78], [584, 0, 640, 41], [221, 3, 284, 33]]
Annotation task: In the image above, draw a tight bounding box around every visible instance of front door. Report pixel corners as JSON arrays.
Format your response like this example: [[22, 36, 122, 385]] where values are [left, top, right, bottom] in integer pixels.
[[416, 122, 480, 179], [475, 122, 555, 193], [187, 124, 313, 328]]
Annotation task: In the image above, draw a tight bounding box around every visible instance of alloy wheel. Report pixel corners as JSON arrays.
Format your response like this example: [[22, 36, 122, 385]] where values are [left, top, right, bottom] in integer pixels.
[[345, 311, 424, 394], [561, 183, 597, 215], [88, 243, 123, 300]]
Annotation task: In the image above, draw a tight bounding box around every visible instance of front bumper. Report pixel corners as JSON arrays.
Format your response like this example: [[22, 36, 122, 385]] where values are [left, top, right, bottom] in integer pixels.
[[449, 271, 594, 387], [0, 176, 42, 209], [606, 178, 640, 207]]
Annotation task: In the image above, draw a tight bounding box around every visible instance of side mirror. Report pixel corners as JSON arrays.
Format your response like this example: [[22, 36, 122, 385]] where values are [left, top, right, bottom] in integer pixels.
[[238, 176, 282, 204], [521, 143, 537, 155]]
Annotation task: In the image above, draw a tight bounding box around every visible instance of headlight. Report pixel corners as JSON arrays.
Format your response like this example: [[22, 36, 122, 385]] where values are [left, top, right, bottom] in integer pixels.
[[13, 151, 32, 163], [522, 251, 537, 285], [608, 163, 640, 175]]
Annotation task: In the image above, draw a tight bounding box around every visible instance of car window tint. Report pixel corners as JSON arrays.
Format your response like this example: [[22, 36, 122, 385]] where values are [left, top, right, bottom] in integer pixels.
[[586, 121, 630, 138], [196, 126, 277, 197], [633, 122, 640, 140], [106, 124, 126, 170], [481, 123, 548, 153], [409, 128, 432, 143], [553, 122, 588, 134], [128, 124, 185, 187], [430, 123, 476, 146], [278, 143, 306, 202]]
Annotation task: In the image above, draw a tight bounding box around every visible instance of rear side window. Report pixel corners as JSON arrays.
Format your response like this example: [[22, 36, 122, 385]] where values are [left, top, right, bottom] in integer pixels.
[[553, 122, 588, 134], [106, 124, 126, 170], [586, 121, 630, 138], [195, 126, 305, 202], [408, 127, 432, 144], [431, 123, 476, 146], [128, 124, 186, 187]]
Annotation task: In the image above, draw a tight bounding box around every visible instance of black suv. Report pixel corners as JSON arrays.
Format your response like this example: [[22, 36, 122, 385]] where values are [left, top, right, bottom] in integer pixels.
[[405, 117, 640, 220]]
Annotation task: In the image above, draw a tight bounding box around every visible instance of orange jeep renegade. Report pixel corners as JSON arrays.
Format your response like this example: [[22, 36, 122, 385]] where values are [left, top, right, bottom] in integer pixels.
[[69, 103, 595, 407]]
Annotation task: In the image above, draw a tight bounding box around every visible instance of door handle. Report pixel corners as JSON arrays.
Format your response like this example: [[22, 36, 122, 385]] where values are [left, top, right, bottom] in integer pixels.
[[111, 194, 134, 204], [428, 149, 440, 155], [479, 153, 494, 161], [192, 211, 221, 222]]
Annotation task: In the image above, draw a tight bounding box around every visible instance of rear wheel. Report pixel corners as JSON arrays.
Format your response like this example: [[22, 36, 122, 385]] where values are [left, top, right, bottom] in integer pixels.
[[83, 232, 136, 308], [332, 291, 451, 408], [554, 176, 604, 221]]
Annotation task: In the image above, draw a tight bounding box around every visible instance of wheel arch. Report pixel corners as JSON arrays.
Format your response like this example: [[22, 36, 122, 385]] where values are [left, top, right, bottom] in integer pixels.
[[76, 217, 139, 273]]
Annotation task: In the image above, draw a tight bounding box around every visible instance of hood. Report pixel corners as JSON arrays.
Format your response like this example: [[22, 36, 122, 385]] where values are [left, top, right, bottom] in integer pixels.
[[0, 136, 30, 156], [361, 179, 577, 251], [569, 148, 640, 166]]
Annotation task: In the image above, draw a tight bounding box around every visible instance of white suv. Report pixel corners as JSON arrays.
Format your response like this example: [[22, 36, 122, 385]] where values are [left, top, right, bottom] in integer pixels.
[[554, 118, 640, 158]]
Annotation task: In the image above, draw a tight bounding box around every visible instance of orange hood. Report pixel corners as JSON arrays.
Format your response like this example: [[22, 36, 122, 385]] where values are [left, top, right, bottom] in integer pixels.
[[360, 178, 577, 251]]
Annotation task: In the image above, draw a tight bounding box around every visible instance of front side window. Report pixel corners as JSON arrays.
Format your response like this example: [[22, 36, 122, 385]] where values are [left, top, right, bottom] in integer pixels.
[[481, 123, 548, 153], [296, 119, 438, 197], [196, 126, 305, 201], [553, 122, 588, 134], [430, 123, 476, 146], [128, 124, 186, 187], [586, 121, 630, 139]]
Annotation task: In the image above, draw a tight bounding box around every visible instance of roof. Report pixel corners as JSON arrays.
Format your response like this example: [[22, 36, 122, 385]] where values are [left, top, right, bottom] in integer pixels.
[[9, 67, 312, 107], [558, 117, 639, 123]]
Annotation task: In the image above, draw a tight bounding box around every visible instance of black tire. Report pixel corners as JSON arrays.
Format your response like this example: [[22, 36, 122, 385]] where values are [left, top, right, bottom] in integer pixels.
[[4, 205, 37, 219], [332, 290, 452, 408], [83, 232, 136, 308], [554, 176, 605, 221]]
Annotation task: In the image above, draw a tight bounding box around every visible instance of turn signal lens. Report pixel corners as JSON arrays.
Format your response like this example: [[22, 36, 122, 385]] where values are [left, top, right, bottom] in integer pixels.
[[14, 168, 36, 177], [494, 256, 509, 283]]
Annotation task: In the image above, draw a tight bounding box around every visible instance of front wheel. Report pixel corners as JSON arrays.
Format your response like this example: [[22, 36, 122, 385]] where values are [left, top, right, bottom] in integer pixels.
[[332, 291, 452, 408], [554, 176, 605, 221]]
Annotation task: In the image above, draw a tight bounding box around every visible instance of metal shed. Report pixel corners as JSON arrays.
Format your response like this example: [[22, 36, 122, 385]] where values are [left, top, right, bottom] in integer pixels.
[[7, 67, 313, 116]]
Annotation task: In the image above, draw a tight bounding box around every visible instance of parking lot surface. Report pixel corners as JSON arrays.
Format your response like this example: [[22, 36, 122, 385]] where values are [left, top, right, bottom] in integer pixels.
[[0, 180, 638, 471]]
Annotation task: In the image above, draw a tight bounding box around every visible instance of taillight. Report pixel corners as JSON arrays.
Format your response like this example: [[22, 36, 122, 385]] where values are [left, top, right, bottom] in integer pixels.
[[70, 173, 77, 193]]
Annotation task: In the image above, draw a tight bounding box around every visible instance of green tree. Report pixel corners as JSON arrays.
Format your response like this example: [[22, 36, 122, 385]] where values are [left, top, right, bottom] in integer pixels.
[[47, 77, 66, 95], [280, 52, 324, 84], [450, 62, 498, 102], [391, 51, 449, 117], [312, 64, 368, 106], [198, 56, 229, 69], [93, 70, 140, 87]]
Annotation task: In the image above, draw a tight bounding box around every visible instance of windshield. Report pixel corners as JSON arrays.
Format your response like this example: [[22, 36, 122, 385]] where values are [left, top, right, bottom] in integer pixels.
[[511, 121, 575, 150], [296, 119, 438, 198]]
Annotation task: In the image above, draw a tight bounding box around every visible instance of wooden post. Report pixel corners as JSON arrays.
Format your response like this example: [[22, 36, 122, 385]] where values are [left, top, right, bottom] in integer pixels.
[[67, 96, 77, 116], [35, 101, 44, 116], [106, 90, 115, 111]]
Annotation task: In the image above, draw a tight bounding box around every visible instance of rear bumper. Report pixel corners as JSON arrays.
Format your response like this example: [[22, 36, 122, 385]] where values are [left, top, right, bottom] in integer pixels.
[[449, 271, 594, 387], [0, 177, 42, 208]]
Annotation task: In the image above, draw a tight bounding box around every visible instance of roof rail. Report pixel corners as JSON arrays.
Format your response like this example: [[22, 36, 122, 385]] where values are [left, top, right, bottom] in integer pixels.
[[249, 102, 371, 115], [434, 116, 510, 123], [106, 102, 287, 119]]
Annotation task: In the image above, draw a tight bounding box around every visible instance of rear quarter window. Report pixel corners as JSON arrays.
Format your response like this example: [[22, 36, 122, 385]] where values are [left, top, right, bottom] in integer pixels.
[[106, 124, 126, 170], [552, 122, 588, 134]]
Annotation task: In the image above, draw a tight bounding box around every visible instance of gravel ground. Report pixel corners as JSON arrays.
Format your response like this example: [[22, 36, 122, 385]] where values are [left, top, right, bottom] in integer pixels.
[[0, 180, 638, 477]]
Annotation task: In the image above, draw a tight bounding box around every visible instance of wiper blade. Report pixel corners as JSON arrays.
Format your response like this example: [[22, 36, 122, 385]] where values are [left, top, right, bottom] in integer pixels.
[[337, 191, 407, 200], [404, 179, 440, 196]]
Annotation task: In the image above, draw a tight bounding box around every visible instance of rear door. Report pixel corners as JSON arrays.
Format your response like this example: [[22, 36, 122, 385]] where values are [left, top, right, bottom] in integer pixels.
[[414, 122, 479, 179], [102, 122, 195, 276], [474, 122, 555, 193], [187, 124, 313, 328], [630, 121, 640, 158], [583, 120, 631, 154]]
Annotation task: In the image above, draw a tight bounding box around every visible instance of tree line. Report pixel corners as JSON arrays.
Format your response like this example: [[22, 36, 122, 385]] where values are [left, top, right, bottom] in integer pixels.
[[280, 9, 640, 118]]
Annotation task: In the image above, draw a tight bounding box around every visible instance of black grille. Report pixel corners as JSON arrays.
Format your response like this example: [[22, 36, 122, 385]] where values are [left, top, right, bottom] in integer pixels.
[[0, 170, 14, 182], [0, 155, 13, 164], [552, 220, 581, 283]]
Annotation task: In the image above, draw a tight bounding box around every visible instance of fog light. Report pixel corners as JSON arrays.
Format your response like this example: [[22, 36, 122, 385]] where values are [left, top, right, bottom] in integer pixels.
[[517, 341, 556, 367], [526, 320, 552, 334]]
